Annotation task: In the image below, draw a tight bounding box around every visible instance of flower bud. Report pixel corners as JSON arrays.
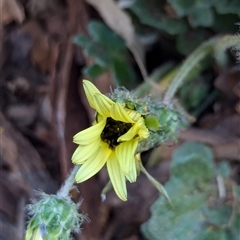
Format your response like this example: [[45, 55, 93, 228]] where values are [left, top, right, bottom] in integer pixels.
[[25, 192, 86, 240]]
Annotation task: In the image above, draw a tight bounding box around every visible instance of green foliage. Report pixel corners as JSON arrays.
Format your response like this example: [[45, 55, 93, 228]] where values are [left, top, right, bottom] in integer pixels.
[[216, 161, 231, 178], [211, 14, 239, 33], [189, 8, 214, 27], [168, 0, 240, 18], [170, 142, 214, 181], [176, 29, 208, 56], [141, 142, 239, 240], [213, 0, 240, 15], [74, 21, 136, 89], [178, 77, 210, 111], [126, 0, 239, 55], [83, 64, 107, 78], [129, 0, 188, 35]]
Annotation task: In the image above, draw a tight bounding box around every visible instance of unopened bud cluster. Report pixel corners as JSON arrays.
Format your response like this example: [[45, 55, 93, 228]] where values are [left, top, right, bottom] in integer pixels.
[[25, 192, 86, 240]]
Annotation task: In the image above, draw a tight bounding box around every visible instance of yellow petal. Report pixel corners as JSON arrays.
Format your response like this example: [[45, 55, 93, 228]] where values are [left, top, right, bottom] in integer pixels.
[[117, 123, 139, 142], [139, 127, 149, 139], [135, 153, 142, 174], [125, 161, 137, 183], [75, 142, 112, 183], [116, 139, 138, 176], [25, 227, 43, 240], [118, 117, 149, 142], [72, 139, 100, 164], [107, 152, 127, 201], [125, 109, 141, 121], [83, 80, 101, 109], [110, 103, 135, 123], [94, 93, 113, 116], [137, 118, 149, 139], [73, 119, 106, 145]]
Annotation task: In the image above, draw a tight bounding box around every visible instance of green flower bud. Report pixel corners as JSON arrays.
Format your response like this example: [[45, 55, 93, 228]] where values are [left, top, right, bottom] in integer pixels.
[[25, 192, 86, 240]]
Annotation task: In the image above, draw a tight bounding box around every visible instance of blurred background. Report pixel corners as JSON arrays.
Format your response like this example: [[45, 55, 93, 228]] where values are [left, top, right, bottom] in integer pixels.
[[0, 0, 239, 239]]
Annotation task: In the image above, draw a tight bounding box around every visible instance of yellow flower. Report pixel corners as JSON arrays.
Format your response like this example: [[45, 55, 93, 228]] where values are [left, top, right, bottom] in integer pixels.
[[72, 80, 149, 201]]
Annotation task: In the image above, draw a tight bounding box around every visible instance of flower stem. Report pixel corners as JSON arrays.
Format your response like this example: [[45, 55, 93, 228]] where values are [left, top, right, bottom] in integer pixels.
[[57, 165, 80, 197]]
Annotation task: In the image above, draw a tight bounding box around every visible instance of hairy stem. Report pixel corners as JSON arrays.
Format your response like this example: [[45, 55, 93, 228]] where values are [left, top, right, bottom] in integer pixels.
[[163, 34, 240, 103], [57, 165, 80, 197]]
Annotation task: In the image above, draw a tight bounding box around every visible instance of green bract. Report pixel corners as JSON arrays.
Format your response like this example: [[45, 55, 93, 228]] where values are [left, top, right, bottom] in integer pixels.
[[25, 193, 85, 240]]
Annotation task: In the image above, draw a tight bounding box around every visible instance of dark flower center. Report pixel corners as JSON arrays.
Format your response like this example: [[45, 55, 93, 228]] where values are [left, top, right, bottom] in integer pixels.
[[101, 117, 132, 149]]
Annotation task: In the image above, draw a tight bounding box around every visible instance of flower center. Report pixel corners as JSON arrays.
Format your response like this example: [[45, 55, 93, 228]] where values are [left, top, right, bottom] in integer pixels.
[[101, 117, 132, 149]]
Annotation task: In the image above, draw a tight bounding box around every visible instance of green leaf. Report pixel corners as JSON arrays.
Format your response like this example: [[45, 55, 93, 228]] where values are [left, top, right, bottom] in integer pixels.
[[73, 35, 91, 48], [129, 0, 188, 35], [85, 41, 111, 66], [88, 21, 126, 52], [203, 206, 233, 226], [197, 228, 228, 240], [216, 161, 231, 178], [230, 213, 240, 239], [141, 142, 239, 240], [212, 14, 240, 33], [189, 8, 214, 27], [129, 0, 165, 23], [168, 0, 214, 17], [213, 0, 240, 15], [167, 0, 195, 16], [111, 57, 136, 89], [83, 64, 107, 78], [176, 30, 207, 55], [73, 21, 137, 88], [171, 142, 215, 181], [161, 18, 188, 35], [142, 178, 207, 240], [178, 77, 210, 111]]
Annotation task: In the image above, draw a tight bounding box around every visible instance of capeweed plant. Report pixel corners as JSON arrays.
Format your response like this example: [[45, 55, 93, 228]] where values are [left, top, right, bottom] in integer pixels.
[[25, 16, 240, 240]]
